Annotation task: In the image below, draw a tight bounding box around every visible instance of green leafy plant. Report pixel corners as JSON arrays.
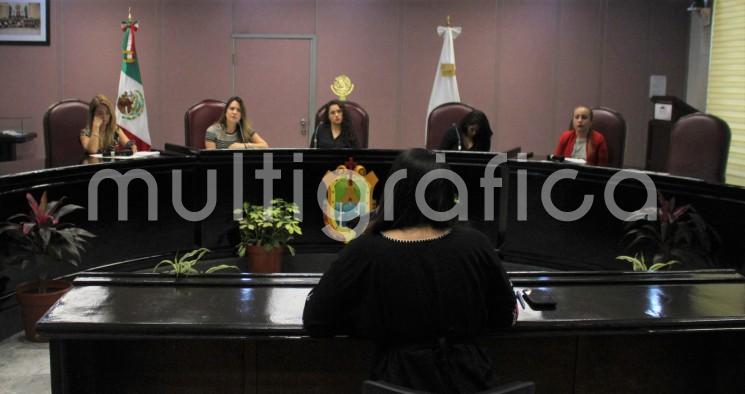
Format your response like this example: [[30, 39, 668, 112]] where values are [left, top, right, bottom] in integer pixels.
[[235, 198, 302, 256], [153, 248, 239, 277], [618, 192, 720, 270], [0, 191, 95, 287], [616, 254, 679, 272]]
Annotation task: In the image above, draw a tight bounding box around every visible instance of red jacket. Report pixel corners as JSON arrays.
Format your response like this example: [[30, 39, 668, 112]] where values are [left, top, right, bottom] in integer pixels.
[[554, 130, 608, 166]]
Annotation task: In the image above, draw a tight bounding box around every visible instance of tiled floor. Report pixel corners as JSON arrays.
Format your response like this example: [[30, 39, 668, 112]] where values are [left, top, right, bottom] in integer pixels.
[[0, 332, 50, 394]]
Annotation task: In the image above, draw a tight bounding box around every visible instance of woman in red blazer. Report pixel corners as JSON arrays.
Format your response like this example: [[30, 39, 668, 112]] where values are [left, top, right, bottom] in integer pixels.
[[554, 105, 608, 166]]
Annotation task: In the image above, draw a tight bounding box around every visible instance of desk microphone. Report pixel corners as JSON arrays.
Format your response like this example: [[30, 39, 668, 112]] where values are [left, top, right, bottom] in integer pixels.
[[452, 122, 462, 151], [311, 121, 323, 148], [237, 121, 245, 146]]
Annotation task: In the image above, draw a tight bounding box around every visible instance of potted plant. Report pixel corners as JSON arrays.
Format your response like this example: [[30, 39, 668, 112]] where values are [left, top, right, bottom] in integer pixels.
[[153, 247, 239, 277], [0, 191, 95, 341], [235, 198, 302, 273], [617, 192, 720, 271]]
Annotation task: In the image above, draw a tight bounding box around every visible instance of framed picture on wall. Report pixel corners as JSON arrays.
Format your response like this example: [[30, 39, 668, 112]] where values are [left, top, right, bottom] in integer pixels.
[[0, 0, 49, 45]]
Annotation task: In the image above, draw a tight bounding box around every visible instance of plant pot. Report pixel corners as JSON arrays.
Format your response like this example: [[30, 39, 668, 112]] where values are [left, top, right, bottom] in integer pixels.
[[245, 245, 284, 273], [15, 280, 72, 342]]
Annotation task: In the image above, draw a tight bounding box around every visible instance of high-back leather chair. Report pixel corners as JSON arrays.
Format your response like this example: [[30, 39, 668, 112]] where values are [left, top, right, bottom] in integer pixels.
[[426, 102, 475, 150], [591, 107, 627, 167], [43, 99, 88, 167], [667, 113, 731, 183], [184, 99, 225, 149], [315, 100, 369, 148]]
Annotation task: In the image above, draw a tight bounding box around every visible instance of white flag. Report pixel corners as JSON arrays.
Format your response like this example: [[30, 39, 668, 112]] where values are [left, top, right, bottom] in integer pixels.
[[426, 26, 462, 117]]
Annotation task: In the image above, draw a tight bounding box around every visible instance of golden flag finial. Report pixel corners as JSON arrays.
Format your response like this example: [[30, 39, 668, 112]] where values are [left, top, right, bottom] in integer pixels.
[[446, 15, 451, 26], [128, 7, 132, 20]]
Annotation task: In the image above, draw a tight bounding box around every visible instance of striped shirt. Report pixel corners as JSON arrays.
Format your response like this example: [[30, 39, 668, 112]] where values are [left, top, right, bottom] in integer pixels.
[[205, 124, 241, 149]]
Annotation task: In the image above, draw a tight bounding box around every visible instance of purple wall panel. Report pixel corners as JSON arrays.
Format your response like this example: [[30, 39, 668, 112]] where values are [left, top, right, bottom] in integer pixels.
[[316, 0, 401, 148], [399, 1, 444, 148], [554, 0, 604, 140], [233, 0, 315, 34], [0, 0, 59, 159], [495, 0, 560, 156], [447, 1, 497, 150], [160, 1, 233, 149], [601, 0, 651, 166], [649, 1, 689, 100], [0, 0, 691, 169], [58, 1, 120, 101]]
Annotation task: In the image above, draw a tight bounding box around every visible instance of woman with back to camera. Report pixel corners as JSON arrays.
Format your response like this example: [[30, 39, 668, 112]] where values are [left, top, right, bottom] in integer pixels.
[[80, 94, 137, 154], [311, 99, 359, 149], [303, 148, 517, 393], [439, 109, 493, 151], [204, 96, 269, 150], [553, 105, 608, 166]]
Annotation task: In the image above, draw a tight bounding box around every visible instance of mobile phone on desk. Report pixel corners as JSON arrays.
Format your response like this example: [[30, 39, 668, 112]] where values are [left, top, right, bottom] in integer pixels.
[[521, 288, 557, 310]]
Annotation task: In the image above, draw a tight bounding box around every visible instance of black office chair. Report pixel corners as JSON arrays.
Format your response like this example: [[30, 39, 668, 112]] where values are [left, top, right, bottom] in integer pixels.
[[362, 380, 535, 394]]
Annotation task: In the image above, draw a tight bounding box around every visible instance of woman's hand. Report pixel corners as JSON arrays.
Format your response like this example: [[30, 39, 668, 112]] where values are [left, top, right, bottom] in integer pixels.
[[92, 116, 104, 132], [228, 142, 249, 150]]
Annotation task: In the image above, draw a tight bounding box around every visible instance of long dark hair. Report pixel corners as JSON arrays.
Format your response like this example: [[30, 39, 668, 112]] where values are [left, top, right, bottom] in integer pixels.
[[458, 110, 493, 151], [217, 96, 252, 142], [322, 99, 357, 146], [368, 148, 457, 234]]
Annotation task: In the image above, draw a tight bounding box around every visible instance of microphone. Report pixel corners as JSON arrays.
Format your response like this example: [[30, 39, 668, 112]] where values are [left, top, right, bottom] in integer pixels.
[[547, 154, 565, 162], [452, 122, 462, 151], [237, 121, 244, 145], [312, 121, 323, 148]]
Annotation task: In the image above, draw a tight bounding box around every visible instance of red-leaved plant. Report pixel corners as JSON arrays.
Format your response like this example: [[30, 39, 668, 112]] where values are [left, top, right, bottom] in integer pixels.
[[0, 191, 94, 290], [619, 192, 720, 269]]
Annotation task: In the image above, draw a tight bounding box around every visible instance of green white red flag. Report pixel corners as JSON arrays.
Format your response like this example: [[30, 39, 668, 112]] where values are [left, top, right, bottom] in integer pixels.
[[115, 14, 151, 150]]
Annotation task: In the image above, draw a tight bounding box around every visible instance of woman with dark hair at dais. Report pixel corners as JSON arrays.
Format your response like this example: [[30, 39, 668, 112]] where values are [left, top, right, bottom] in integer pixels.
[[311, 99, 359, 149], [439, 109, 493, 151], [303, 148, 516, 393], [204, 96, 268, 150]]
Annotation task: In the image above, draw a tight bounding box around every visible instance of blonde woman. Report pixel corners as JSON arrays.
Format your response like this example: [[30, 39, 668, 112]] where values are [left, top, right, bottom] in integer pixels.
[[80, 94, 136, 154], [204, 96, 269, 149]]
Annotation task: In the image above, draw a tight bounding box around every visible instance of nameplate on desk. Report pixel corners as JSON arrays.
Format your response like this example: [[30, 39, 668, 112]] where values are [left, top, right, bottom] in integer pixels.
[[654, 103, 672, 121], [89, 151, 161, 159]]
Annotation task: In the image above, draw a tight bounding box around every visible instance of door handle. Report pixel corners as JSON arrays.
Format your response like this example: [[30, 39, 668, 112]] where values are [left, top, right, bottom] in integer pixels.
[[300, 118, 307, 135]]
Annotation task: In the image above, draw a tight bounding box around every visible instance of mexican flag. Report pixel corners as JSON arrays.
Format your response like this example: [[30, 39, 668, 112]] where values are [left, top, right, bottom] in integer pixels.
[[115, 15, 151, 151]]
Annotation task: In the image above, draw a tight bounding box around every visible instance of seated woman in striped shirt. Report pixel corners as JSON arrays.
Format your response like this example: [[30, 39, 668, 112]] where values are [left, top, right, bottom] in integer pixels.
[[204, 96, 269, 150]]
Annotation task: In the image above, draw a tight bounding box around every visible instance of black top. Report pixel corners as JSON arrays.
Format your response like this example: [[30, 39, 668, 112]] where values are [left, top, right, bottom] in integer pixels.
[[439, 126, 491, 151], [311, 123, 359, 149], [303, 226, 516, 392]]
